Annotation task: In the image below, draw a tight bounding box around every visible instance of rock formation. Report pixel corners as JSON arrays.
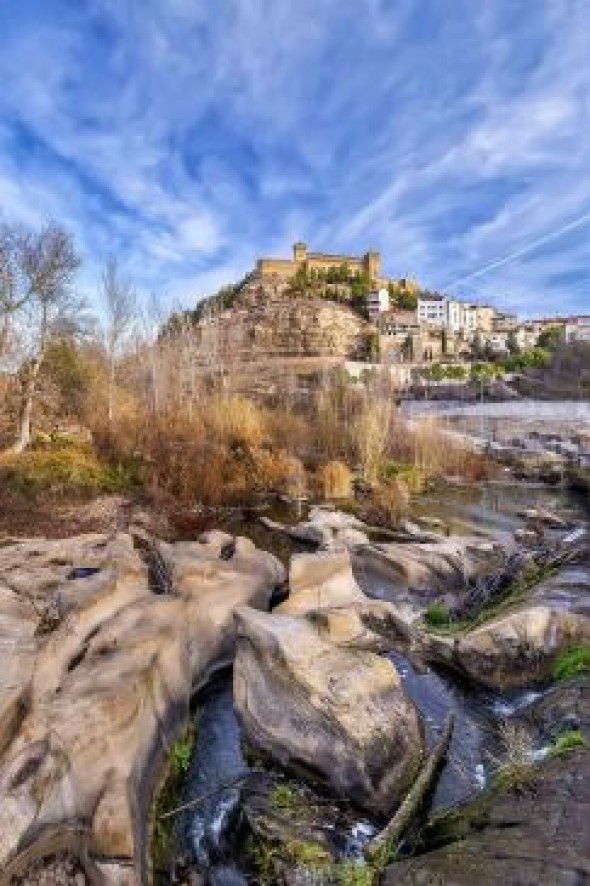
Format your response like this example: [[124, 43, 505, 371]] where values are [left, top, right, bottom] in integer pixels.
[[0, 531, 284, 885], [233, 606, 424, 815], [385, 748, 590, 885], [194, 279, 372, 363], [449, 563, 590, 690]]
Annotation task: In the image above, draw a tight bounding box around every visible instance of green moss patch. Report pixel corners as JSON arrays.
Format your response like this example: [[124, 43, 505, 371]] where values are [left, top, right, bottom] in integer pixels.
[[152, 723, 195, 878], [552, 644, 590, 682], [551, 729, 587, 756]]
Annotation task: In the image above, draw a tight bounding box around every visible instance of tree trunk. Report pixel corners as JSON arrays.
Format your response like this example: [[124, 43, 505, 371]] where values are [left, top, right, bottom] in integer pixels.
[[13, 354, 43, 453], [108, 354, 115, 424]]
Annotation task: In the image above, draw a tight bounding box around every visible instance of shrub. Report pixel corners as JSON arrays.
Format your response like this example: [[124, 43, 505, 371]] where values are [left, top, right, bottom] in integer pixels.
[[205, 394, 267, 448], [319, 460, 352, 499], [425, 602, 451, 627], [552, 644, 590, 681], [367, 477, 409, 527], [381, 461, 425, 493], [492, 721, 537, 794], [0, 445, 140, 497], [354, 403, 392, 484], [254, 450, 307, 497]]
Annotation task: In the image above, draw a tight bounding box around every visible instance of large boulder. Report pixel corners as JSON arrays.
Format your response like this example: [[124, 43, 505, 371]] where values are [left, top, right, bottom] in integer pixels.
[[449, 562, 590, 690], [0, 532, 283, 885], [278, 550, 416, 654], [233, 607, 424, 815]]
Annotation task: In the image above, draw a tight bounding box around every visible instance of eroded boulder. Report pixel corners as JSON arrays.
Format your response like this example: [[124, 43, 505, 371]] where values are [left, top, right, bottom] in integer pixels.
[[277, 549, 366, 615], [0, 532, 283, 885], [449, 562, 590, 690], [356, 536, 510, 597], [233, 607, 424, 815]]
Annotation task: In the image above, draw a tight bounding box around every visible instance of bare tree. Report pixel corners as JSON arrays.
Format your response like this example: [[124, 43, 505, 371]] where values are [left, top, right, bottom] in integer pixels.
[[1, 222, 81, 452], [101, 257, 136, 424]]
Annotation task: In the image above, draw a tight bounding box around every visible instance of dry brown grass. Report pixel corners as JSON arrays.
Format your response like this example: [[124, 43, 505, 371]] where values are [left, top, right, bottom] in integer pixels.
[[493, 721, 538, 794], [318, 460, 352, 499], [364, 476, 410, 527], [80, 332, 494, 513], [204, 394, 267, 448]]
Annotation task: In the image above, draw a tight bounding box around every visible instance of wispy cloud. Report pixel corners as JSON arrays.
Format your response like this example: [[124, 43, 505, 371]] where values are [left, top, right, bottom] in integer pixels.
[[0, 0, 588, 313]]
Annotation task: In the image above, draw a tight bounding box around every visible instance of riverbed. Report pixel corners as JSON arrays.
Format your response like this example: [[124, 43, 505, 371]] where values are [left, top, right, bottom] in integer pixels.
[[161, 476, 590, 884]]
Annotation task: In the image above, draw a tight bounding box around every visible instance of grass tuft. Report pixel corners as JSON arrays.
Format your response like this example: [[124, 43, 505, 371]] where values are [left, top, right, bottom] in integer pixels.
[[152, 724, 195, 876], [551, 729, 587, 756], [552, 644, 590, 682], [269, 782, 298, 811], [491, 721, 537, 794]]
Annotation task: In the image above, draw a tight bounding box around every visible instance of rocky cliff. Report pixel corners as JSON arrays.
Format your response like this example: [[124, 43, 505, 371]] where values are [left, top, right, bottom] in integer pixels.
[[196, 276, 372, 362]]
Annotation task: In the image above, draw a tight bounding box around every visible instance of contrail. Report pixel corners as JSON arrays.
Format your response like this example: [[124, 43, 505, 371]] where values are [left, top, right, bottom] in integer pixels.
[[444, 210, 590, 289]]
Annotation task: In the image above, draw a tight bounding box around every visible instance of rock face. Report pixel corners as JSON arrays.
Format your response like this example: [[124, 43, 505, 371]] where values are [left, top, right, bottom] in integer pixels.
[[193, 281, 371, 362], [233, 606, 424, 815], [385, 748, 590, 886], [0, 531, 284, 885]]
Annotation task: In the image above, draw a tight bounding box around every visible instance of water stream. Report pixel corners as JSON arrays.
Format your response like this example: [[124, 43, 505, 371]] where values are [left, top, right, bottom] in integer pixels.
[[162, 478, 589, 884]]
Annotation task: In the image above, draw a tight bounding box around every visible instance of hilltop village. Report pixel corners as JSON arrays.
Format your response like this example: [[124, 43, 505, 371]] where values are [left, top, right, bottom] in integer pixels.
[[178, 241, 590, 384]]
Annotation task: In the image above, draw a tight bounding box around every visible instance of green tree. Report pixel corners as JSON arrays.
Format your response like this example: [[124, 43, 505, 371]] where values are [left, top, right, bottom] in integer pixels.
[[538, 325, 564, 351]]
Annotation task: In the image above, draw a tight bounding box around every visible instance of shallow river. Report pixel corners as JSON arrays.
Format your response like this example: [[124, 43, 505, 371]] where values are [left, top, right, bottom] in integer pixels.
[[164, 479, 589, 884]]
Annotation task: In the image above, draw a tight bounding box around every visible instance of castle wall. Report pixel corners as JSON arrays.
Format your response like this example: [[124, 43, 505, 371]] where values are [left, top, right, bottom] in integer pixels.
[[257, 258, 298, 276], [306, 256, 364, 274], [257, 245, 382, 281]]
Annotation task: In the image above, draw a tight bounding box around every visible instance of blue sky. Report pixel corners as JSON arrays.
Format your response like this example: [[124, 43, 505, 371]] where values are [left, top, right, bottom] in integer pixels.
[[0, 0, 588, 316]]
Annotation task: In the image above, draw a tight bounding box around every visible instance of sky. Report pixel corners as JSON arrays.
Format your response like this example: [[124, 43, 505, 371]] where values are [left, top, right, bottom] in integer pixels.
[[0, 0, 589, 317]]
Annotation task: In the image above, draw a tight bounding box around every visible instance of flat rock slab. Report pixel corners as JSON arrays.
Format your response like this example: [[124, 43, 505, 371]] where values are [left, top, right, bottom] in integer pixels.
[[385, 748, 590, 886]]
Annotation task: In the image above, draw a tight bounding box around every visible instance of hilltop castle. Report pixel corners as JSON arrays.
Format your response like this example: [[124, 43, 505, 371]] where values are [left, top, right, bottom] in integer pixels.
[[256, 242, 382, 282]]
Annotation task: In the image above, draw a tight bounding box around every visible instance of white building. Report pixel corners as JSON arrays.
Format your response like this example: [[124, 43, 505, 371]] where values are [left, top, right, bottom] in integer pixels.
[[417, 294, 447, 326], [446, 298, 464, 332], [418, 295, 495, 339], [463, 304, 479, 338], [565, 316, 590, 343], [366, 288, 390, 321]]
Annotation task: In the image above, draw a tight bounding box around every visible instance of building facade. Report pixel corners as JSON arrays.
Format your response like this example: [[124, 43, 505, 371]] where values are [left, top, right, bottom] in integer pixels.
[[417, 294, 447, 326], [417, 295, 496, 339], [256, 242, 382, 282], [366, 288, 390, 321], [565, 316, 590, 343]]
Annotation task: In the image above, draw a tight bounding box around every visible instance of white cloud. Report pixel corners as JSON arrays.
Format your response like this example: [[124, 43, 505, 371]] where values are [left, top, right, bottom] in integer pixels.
[[0, 0, 588, 314]]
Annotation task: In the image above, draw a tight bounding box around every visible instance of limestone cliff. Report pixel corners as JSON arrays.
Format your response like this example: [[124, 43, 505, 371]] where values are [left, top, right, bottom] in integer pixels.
[[196, 276, 372, 361]]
